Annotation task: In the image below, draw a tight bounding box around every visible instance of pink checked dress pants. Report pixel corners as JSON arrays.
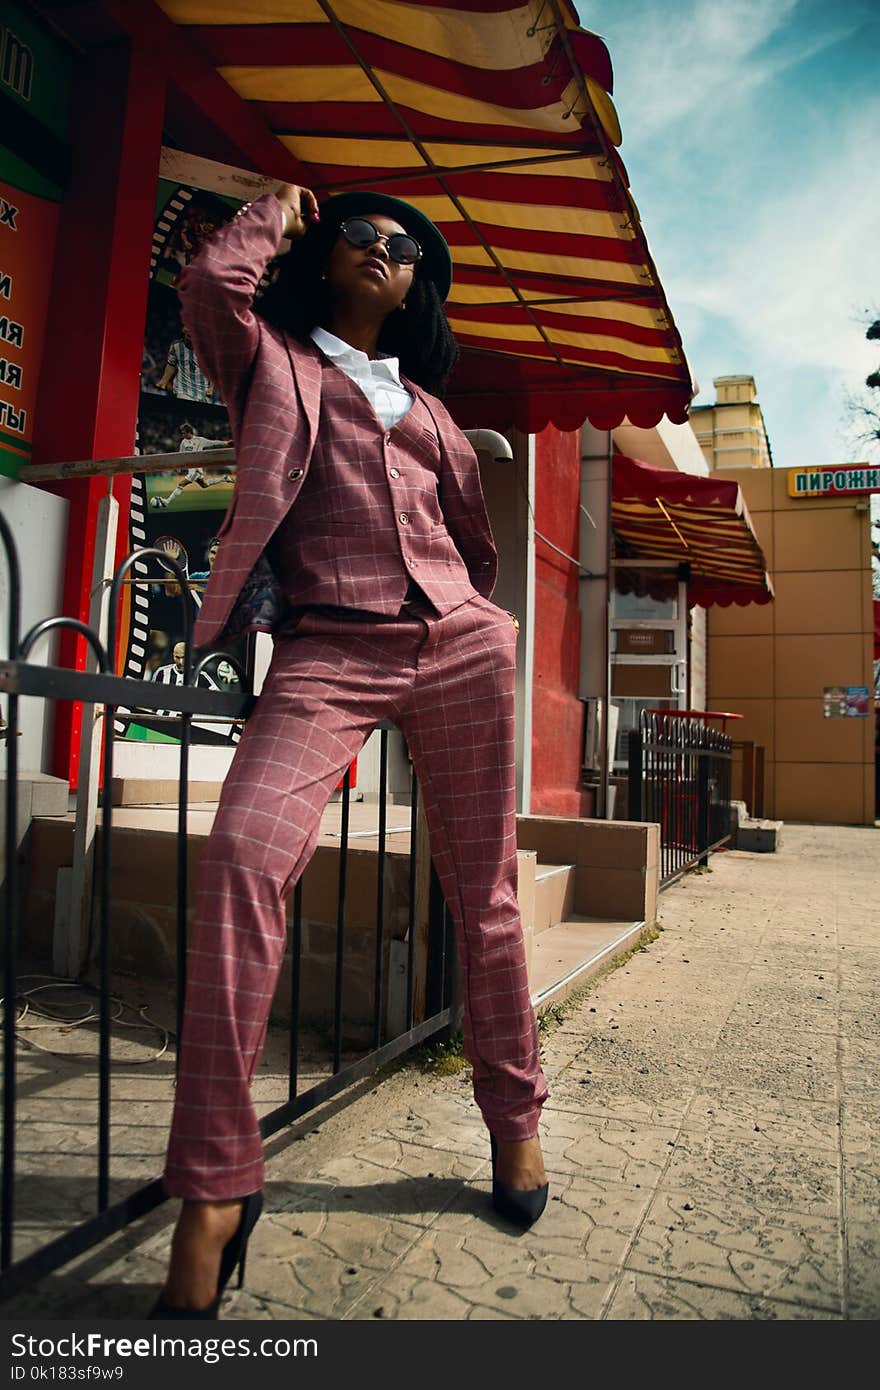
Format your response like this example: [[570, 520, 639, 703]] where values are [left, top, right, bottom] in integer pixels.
[[164, 595, 548, 1200]]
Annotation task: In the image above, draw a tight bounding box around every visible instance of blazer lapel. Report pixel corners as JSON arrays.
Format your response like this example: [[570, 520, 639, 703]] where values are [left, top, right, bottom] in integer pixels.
[[283, 332, 322, 458]]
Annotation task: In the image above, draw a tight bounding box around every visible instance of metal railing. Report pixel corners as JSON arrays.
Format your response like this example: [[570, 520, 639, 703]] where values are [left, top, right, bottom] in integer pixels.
[[627, 709, 734, 886], [0, 513, 453, 1300]]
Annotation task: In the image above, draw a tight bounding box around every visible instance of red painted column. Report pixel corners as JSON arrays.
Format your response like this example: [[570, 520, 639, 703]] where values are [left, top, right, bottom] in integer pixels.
[[531, 423, 590, 817], [32, 38, 168, 785]]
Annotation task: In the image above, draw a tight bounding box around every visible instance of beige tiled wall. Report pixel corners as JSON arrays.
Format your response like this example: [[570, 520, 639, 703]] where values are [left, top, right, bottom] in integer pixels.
[[708, 467, 874, 824], [772, 570, 865, 634], [709, 635, 774, 697], [773, 509, 869, 572], [774, 764, 868, 824]]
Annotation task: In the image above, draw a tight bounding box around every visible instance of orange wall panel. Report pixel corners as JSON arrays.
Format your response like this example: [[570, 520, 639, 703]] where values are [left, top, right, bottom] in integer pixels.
[[774, 698, 867, 764], [775, 763, 867, 824], [772, 570, 866, 635], [737, 469, 774, 510], [773, 510, 868, 572], [708, 635, 774, 697], [775, 634, 868, 698], [709, 598, 775, 637]]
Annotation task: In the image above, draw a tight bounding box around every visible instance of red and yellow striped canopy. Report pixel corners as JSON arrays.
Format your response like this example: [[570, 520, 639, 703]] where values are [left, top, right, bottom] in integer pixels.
[[612, 454, 774, 608], [146, 0, 693, 431]]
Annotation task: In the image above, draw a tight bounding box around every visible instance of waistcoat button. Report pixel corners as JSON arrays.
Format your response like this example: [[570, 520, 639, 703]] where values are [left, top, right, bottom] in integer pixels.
[[399, 512, 410, 524], [288, 468, 303, 481]]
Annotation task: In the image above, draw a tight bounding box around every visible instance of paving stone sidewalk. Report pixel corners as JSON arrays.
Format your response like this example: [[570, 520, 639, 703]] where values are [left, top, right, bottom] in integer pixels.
[[3, 822, 878, 1321]]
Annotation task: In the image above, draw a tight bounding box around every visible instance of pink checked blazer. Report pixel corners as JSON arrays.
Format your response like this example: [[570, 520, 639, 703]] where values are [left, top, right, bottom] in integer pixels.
[[178, 194, 497, 650]]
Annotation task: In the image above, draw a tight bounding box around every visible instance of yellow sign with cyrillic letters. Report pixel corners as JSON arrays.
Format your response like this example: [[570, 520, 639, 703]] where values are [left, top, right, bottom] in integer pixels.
[[788, 465, 880, 498]]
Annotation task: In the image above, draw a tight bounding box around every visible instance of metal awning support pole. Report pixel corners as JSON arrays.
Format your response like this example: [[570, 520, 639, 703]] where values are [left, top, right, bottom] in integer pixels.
[[54, 490, 118, 978]]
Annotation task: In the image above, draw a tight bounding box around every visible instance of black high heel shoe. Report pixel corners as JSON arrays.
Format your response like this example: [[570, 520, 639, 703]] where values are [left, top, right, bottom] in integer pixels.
[[490, 1135, 549, 1228], [149, 1190, 264, 1320]]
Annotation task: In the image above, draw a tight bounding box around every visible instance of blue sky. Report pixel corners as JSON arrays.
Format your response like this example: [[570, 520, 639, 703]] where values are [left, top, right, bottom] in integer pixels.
[[582, 0, 880, 469]]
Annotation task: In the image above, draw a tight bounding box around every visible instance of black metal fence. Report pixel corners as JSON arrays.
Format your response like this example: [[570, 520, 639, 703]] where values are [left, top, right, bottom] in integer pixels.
[[0, 513, 453, 1300], [627, 709, 733, 886]]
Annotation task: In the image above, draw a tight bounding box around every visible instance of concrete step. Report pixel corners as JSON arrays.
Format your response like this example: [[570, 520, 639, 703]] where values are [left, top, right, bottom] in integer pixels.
[[730, 800, 749, 830], [0, 772, 69, 883], [734, 819, 783, 853], [0, 771, 69, 818], [533, 862, 575, 934], [110, 776, 224, 806], [529, 914, 646, 1009]]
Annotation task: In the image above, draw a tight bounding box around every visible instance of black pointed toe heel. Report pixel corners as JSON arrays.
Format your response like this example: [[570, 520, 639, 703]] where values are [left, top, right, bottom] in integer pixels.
[[216, 1190, 263, 1297], [490, 1135, 549, 1228], [149, 1190, 264, 1320]]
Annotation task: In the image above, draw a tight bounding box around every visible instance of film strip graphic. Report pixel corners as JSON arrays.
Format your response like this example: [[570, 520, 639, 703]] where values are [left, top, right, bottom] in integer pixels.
[[150, 186, 194, 276], [115, 474, 242, 745], [117, 183, 242, 744], [150, 186, 275, 291], [122, 182, 195, 719], [112, 473, 151, 736]]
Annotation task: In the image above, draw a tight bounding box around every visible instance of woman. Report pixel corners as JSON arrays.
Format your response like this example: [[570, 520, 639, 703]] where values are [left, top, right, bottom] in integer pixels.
[[152, 184, 549, 1318]]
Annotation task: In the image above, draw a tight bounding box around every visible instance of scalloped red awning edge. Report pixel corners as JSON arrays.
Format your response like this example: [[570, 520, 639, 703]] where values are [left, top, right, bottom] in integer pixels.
[[688, 584, 774, 609], [447, 383, 694, 433], [616, 574, 775, 610]]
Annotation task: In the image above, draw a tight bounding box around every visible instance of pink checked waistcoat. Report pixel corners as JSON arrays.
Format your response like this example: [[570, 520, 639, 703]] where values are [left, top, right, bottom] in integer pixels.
[[271, 360, 477, 615], [177, 193, 497, 650]]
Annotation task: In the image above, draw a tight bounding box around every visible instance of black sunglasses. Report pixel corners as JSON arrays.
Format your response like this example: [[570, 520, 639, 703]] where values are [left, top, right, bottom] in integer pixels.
[[339, 217, 422, 267]]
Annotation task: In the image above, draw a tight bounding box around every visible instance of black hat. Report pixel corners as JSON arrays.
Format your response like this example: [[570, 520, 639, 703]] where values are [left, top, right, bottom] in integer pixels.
[[318, 190, 453, 302]]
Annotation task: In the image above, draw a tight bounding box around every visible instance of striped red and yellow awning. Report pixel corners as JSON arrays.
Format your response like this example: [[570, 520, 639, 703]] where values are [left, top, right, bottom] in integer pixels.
[[145, 0, 693, 432], [612, 454, 774, 607]]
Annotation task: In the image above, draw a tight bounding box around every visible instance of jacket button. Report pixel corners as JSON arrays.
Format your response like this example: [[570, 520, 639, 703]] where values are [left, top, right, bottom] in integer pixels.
[[399, 512, 410, 524], [389, 467, 400, 479], [288, 468, 303, 481]]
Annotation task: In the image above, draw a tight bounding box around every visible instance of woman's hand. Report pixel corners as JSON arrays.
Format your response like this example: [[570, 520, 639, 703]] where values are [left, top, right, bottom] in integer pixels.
[[275, 184, 320, 240]]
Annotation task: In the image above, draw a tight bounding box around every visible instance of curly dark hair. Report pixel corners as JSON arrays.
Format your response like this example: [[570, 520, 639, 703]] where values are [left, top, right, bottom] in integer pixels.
[[256, 213, 459, 397]]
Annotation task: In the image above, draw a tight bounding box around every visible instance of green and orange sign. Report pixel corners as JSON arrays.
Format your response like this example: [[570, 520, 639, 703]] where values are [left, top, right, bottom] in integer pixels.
[[0, 178, 60, 475]]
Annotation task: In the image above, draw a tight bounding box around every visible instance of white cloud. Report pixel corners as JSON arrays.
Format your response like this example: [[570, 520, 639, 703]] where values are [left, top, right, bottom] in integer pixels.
[[590, 0, 857, 138], [584, 0, 878, 462], [670, 98, 880, 380]]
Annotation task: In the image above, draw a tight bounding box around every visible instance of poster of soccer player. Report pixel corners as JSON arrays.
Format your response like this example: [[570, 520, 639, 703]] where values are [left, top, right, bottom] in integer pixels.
[[120, 151, 278, 745]]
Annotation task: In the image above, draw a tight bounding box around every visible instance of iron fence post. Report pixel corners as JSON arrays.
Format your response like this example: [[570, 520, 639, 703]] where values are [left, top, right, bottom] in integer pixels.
[[697, 751, 711, 866], [627, 726, 643, 821]]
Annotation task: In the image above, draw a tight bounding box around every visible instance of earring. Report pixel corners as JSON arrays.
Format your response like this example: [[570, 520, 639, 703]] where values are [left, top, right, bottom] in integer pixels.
[[399, 300, 407, 312]]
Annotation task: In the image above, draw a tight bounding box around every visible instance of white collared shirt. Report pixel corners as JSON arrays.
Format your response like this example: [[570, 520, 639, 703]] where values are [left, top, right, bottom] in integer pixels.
[[310, 326, 413, 429]]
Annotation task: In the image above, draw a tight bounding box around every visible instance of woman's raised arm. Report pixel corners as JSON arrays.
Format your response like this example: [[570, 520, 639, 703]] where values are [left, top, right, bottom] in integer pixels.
[[176, 186, 318, 408]]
